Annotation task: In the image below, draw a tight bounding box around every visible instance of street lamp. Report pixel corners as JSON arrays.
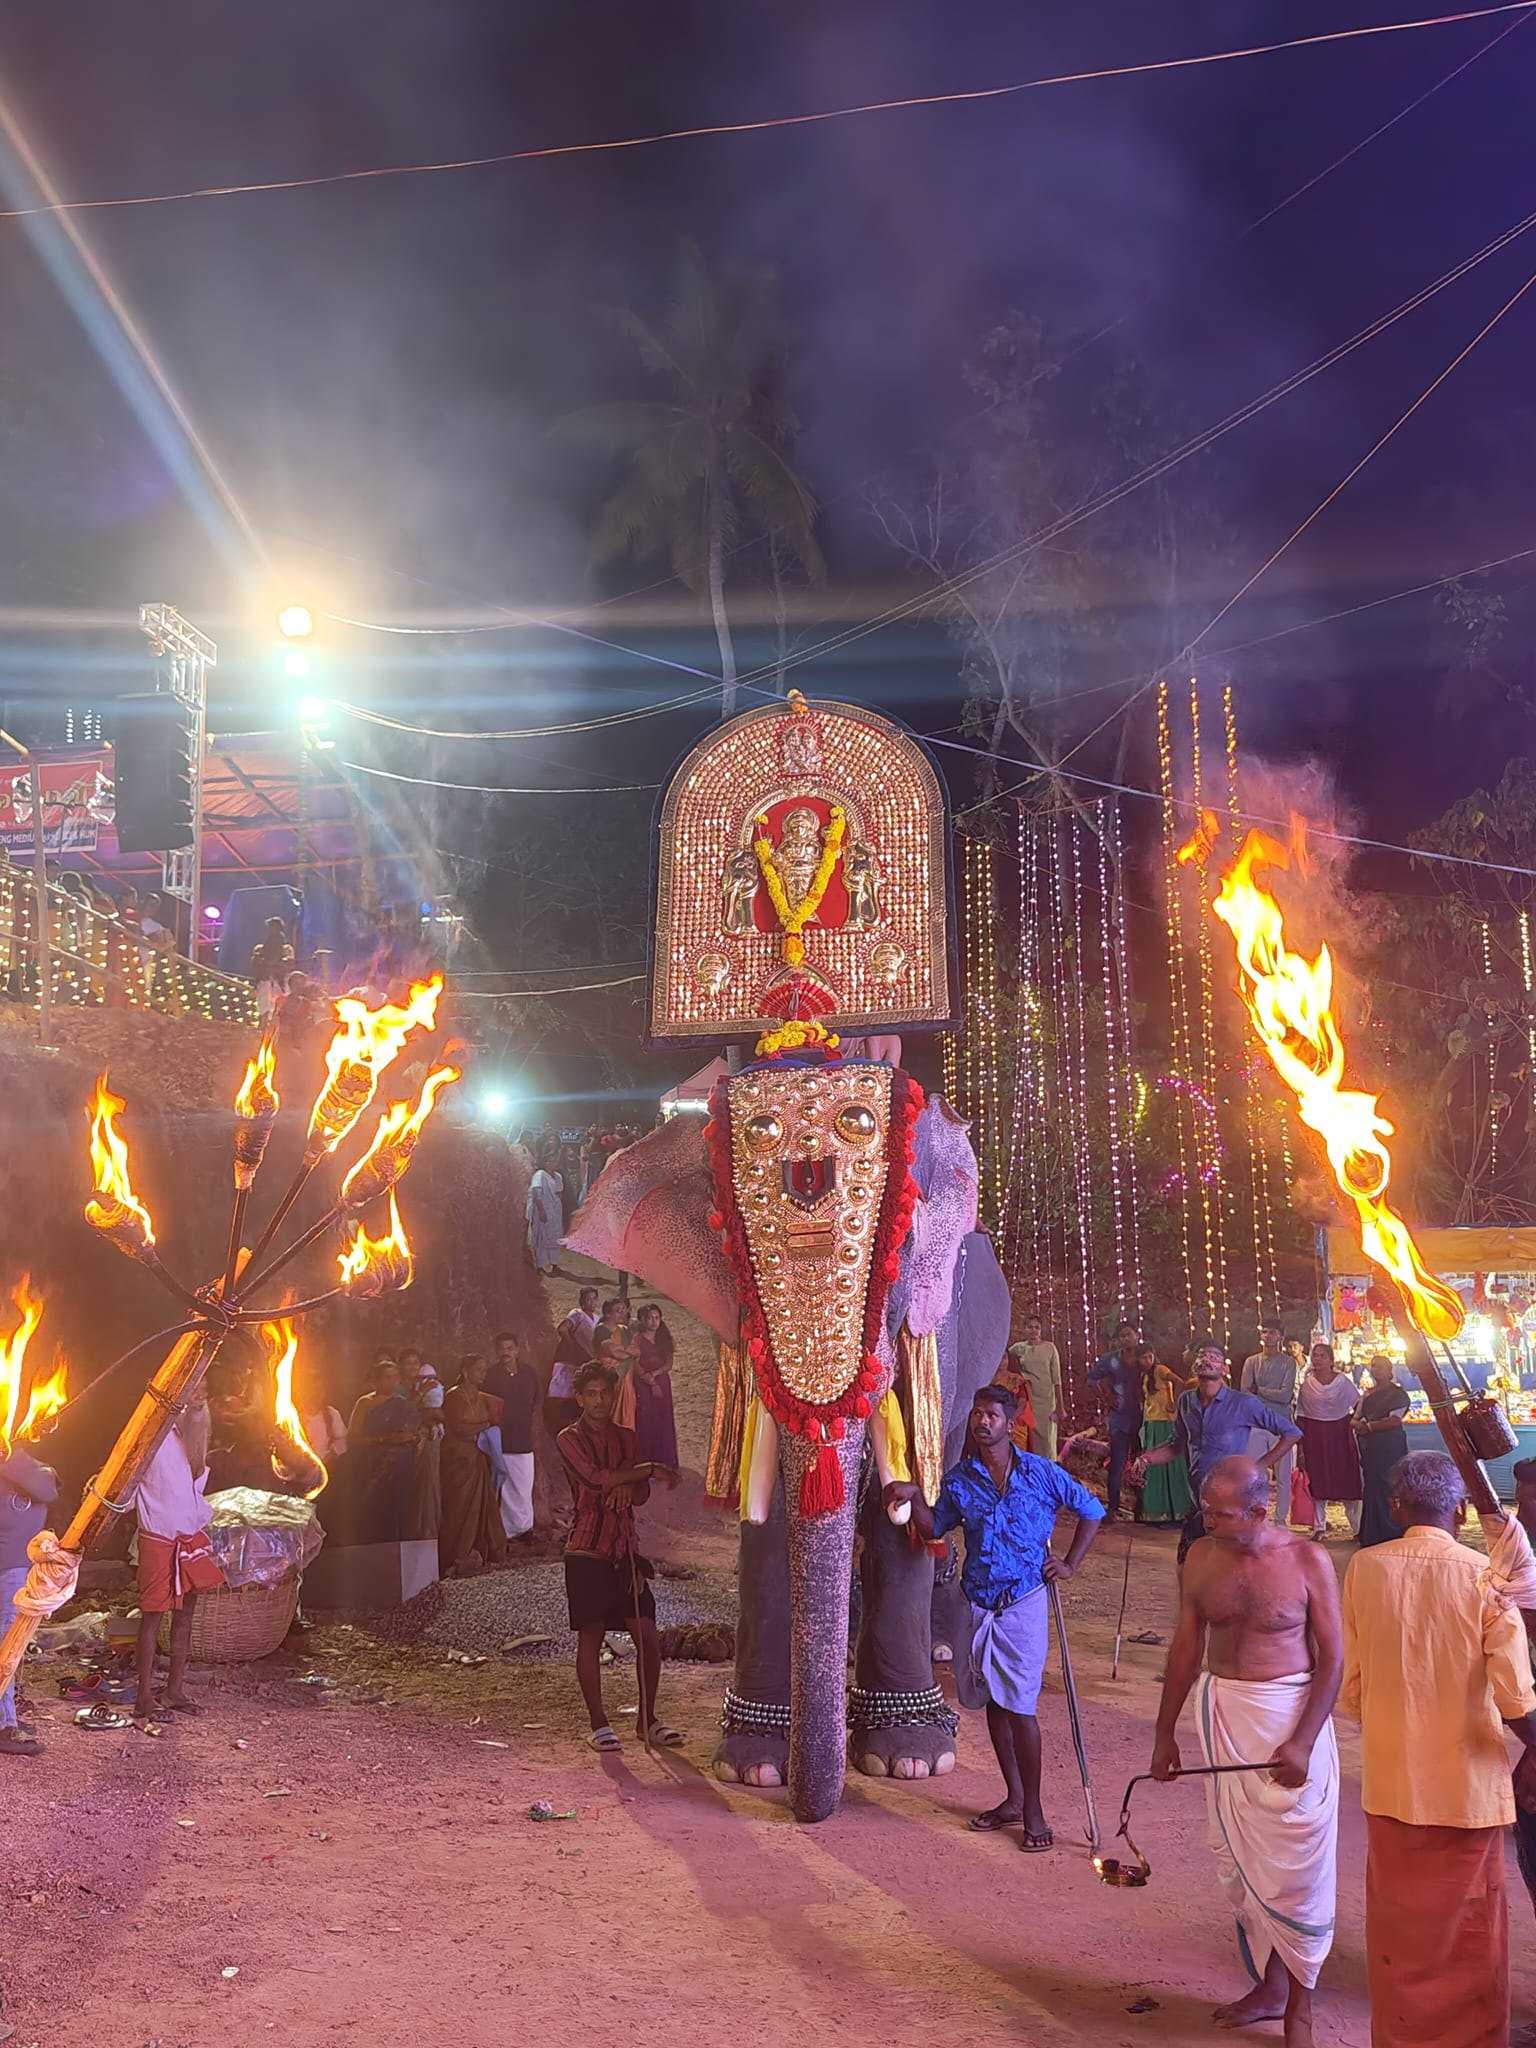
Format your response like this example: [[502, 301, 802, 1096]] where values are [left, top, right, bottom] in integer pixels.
[[277, 604, 315, 641]]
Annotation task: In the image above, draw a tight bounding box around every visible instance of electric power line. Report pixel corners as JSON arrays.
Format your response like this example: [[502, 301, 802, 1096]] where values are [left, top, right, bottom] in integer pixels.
[[2, 7, 1526, 224]]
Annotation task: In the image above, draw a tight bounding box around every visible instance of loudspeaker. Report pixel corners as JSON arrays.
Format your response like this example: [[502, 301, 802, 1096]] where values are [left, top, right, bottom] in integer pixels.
[[110, 694, 195, 853]]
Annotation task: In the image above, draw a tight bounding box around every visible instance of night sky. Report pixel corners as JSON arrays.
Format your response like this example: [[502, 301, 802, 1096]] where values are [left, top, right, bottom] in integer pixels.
[[1, 1, 1534, 873]]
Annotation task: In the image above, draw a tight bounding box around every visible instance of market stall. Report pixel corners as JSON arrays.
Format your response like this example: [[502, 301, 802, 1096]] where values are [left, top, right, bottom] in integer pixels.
[[1322, 1224, 1536, 1497]]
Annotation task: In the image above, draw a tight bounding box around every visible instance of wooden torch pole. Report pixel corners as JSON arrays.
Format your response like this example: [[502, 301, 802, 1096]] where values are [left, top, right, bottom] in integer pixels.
[[0, 1324, 226, 1698], [1398, 1323, 1502, 1518]]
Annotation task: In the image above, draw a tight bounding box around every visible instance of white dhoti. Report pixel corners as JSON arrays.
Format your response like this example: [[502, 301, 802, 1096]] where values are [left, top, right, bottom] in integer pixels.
[[1195, 1671, 1338, 1989], [478, 1428, 535, 1540], [968, 1586, 1048, 1714]]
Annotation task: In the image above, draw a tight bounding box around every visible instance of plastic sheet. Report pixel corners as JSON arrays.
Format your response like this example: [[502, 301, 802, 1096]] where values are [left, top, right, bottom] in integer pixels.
[[204, 1487, 324, 1589]]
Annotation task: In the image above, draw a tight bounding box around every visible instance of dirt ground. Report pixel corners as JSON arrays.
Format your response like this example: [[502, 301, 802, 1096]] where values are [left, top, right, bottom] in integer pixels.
[[5, 1264, 1535, 2048]]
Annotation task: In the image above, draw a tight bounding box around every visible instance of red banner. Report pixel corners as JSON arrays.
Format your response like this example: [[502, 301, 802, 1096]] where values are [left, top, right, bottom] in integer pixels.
[[0, 754, 112, 859]]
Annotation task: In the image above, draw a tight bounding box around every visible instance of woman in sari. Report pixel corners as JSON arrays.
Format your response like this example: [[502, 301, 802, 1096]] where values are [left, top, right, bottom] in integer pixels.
[[1136, 1346, 1193, 1524], [438, 1355, 507, 1575], [632, 1304, 679, 1469], [1353, 1353, 1412, 1547], [1297, 1342, 1362, 1539]]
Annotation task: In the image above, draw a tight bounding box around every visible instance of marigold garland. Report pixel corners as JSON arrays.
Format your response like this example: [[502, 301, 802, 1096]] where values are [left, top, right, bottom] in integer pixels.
[[753, 805, 846, 965]]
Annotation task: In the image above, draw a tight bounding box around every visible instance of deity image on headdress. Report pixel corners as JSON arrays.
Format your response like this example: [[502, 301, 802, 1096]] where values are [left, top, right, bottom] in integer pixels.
[[844, 840, 882, 928], [779, 715, 823, 776], [772, 807, 825, 911], [721, 847, 760, 934]]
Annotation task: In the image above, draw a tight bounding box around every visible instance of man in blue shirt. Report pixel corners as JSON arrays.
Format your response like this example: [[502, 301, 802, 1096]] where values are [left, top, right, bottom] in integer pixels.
[[1087, 1320, 1147, 1521], [1137, 1344, 1300, 1565], [886, 1383, 1104, 1851]]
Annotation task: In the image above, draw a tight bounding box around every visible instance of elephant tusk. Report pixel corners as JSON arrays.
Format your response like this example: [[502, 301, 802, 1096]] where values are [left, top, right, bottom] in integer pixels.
[[741, 1398, 780, 1526]]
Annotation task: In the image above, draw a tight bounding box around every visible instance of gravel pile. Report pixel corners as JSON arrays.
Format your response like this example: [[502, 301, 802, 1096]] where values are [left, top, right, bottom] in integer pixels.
[[356, 1560, 739, 1660]]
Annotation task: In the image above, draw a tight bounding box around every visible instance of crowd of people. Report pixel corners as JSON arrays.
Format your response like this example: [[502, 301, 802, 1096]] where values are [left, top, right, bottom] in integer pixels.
[[997, 1313, 1417, 1550]]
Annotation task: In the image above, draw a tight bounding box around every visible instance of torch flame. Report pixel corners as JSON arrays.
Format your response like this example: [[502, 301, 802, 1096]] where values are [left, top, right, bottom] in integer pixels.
[[0, 1277, 46, 1459], [305, 976, 443, 1158], [261, 1318, 326, 1500], [1176, 807, 1221, 868], [19, 1344, 68, 1443], [1212, 823, 1463, 1340], [235, 1032, 280, 1120], [340, 1062, 461, 1211], [337, 1190, 414, 1298], [85, 1074, 156, 1248]]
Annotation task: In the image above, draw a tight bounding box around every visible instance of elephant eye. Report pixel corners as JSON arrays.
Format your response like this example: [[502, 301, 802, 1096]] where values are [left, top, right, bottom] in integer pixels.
[[834, 1104, 878, 1143], [743, 1112, 784, 1150]]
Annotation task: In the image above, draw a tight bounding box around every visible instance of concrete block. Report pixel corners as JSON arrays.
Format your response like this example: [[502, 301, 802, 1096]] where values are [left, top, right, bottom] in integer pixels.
[[303, 1538, 438, 1611]]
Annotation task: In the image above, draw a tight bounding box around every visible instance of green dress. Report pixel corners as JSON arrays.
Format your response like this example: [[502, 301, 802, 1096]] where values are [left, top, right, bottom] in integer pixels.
[[1138, 1373, 1193, 1523]]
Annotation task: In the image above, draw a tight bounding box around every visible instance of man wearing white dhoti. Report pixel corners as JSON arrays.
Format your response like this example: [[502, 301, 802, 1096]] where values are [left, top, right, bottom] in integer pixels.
[[887, 1384, 1105, 1852], [1152, 1456, 1343, 2048]]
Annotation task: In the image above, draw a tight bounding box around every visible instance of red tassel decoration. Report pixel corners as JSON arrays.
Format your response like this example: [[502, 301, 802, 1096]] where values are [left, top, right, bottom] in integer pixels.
[[799, 1439, 844, 1518]]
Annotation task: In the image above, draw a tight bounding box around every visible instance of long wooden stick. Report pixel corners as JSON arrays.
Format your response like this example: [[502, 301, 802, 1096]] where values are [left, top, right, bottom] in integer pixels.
[[1399, 1327, 1502, 1516]]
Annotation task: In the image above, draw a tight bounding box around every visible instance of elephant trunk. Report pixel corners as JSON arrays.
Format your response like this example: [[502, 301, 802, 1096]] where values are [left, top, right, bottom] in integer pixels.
[[779, 1422, 865, 1822]]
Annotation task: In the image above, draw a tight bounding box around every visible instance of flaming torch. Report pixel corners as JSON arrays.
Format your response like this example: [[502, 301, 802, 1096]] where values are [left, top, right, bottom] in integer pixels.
[[1211, 821, 1503, 1510], [0, 973, 457, 1703], [337, 1191, 414, 1299], [18, 1345, 68, 1444], [304, 975, 443, 1165], [233, 1031, 280, 1191], [0, 1277, 45, 1459], [263, 1318, 327, 1501]]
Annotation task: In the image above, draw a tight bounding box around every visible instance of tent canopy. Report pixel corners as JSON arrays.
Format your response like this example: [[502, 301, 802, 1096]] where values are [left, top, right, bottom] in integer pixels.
[[1326, 1224, 1536, 1277]]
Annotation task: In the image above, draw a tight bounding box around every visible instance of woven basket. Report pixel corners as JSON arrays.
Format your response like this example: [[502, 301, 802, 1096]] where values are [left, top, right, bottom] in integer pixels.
[[156, 1575, 299, 1663]]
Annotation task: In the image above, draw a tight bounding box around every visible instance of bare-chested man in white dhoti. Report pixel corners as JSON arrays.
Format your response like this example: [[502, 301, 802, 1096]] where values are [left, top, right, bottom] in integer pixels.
[[1152, 1455, 1343, 2048]]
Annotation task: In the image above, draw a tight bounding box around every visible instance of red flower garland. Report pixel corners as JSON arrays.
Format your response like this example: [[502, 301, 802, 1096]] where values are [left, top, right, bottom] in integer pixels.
[[705, 1066, 924, 1518]]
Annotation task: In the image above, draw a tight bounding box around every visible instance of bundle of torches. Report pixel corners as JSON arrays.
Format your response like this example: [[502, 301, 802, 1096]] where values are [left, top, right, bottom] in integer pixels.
[[0, 974, 458, 1690]]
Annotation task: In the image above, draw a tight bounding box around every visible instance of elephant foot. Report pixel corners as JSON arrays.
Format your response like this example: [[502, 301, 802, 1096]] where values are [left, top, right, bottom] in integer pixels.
[[853, 1725, 957, 1779], [848, 1684, 959, 1783], [715, 1689, 791, 1788], [714, 1731, 789, 1787]]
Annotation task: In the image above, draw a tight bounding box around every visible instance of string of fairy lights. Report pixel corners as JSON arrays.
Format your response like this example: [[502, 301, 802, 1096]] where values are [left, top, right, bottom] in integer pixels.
[[1156, 680, 1201, 1321], [1226, 682, 1282, 1323], [0, 870, 258, 1027]]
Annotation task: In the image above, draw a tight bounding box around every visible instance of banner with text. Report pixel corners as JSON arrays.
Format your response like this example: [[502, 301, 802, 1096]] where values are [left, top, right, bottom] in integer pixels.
[[0, 754, 113, 859]]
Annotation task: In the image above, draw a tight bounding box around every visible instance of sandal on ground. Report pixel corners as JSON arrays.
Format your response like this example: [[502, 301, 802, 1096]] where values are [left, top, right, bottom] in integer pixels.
[[646, 1722, 684, 1748], [588, 1725, 622, 1752], [0, 1726, 43, 1756], [73, 1703, 132, 1732], [154, 1694, 202, 1716], [1020, 1827, 1055, 1853], [968, 1805, 1022, 1832]]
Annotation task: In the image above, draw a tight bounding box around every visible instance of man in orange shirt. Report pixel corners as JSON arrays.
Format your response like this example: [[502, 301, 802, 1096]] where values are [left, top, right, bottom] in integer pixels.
[[1340, 1450, 1536, 2048]]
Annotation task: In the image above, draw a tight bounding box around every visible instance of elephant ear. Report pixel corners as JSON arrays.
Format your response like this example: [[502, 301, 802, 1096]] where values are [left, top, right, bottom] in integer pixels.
[[889, 1096, 980, 1338], [942, 1230, 1013, 1467], [565, 1120, 739, 1343]]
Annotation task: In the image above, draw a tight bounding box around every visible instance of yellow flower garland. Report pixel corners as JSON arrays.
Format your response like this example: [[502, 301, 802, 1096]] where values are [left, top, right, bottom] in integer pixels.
[[752, 804, 846, 966]]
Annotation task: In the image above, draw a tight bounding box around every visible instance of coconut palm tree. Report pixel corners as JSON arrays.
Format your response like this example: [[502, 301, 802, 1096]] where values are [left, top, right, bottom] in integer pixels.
[[560, 240, 824, 718]]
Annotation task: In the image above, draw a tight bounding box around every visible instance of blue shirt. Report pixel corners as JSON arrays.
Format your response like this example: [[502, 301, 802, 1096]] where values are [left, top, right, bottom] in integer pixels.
[[1087, 1350, 1145, 1434], [932, 1449, 1105, 1611], [1172, 1384, 1300, 1489]]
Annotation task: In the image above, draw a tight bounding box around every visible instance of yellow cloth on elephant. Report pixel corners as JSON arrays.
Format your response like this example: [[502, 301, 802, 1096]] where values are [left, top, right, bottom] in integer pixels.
[[706, 1335, 749, 1502], [899, 1325, 944, 1505], [876, 1388, 911, 1483]]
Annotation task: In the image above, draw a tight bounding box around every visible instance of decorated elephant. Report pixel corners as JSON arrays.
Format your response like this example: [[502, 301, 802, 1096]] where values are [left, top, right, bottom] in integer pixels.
[[568, 1076, 1010, 1820], [590, 689, 995, 1821]]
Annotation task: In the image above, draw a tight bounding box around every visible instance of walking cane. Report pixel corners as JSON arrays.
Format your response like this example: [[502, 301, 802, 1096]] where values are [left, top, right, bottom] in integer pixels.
[[1046, 1578, 1101, 1858], [1110, 1532, 1133, 1682], [626, 1541, 654, 1757]]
